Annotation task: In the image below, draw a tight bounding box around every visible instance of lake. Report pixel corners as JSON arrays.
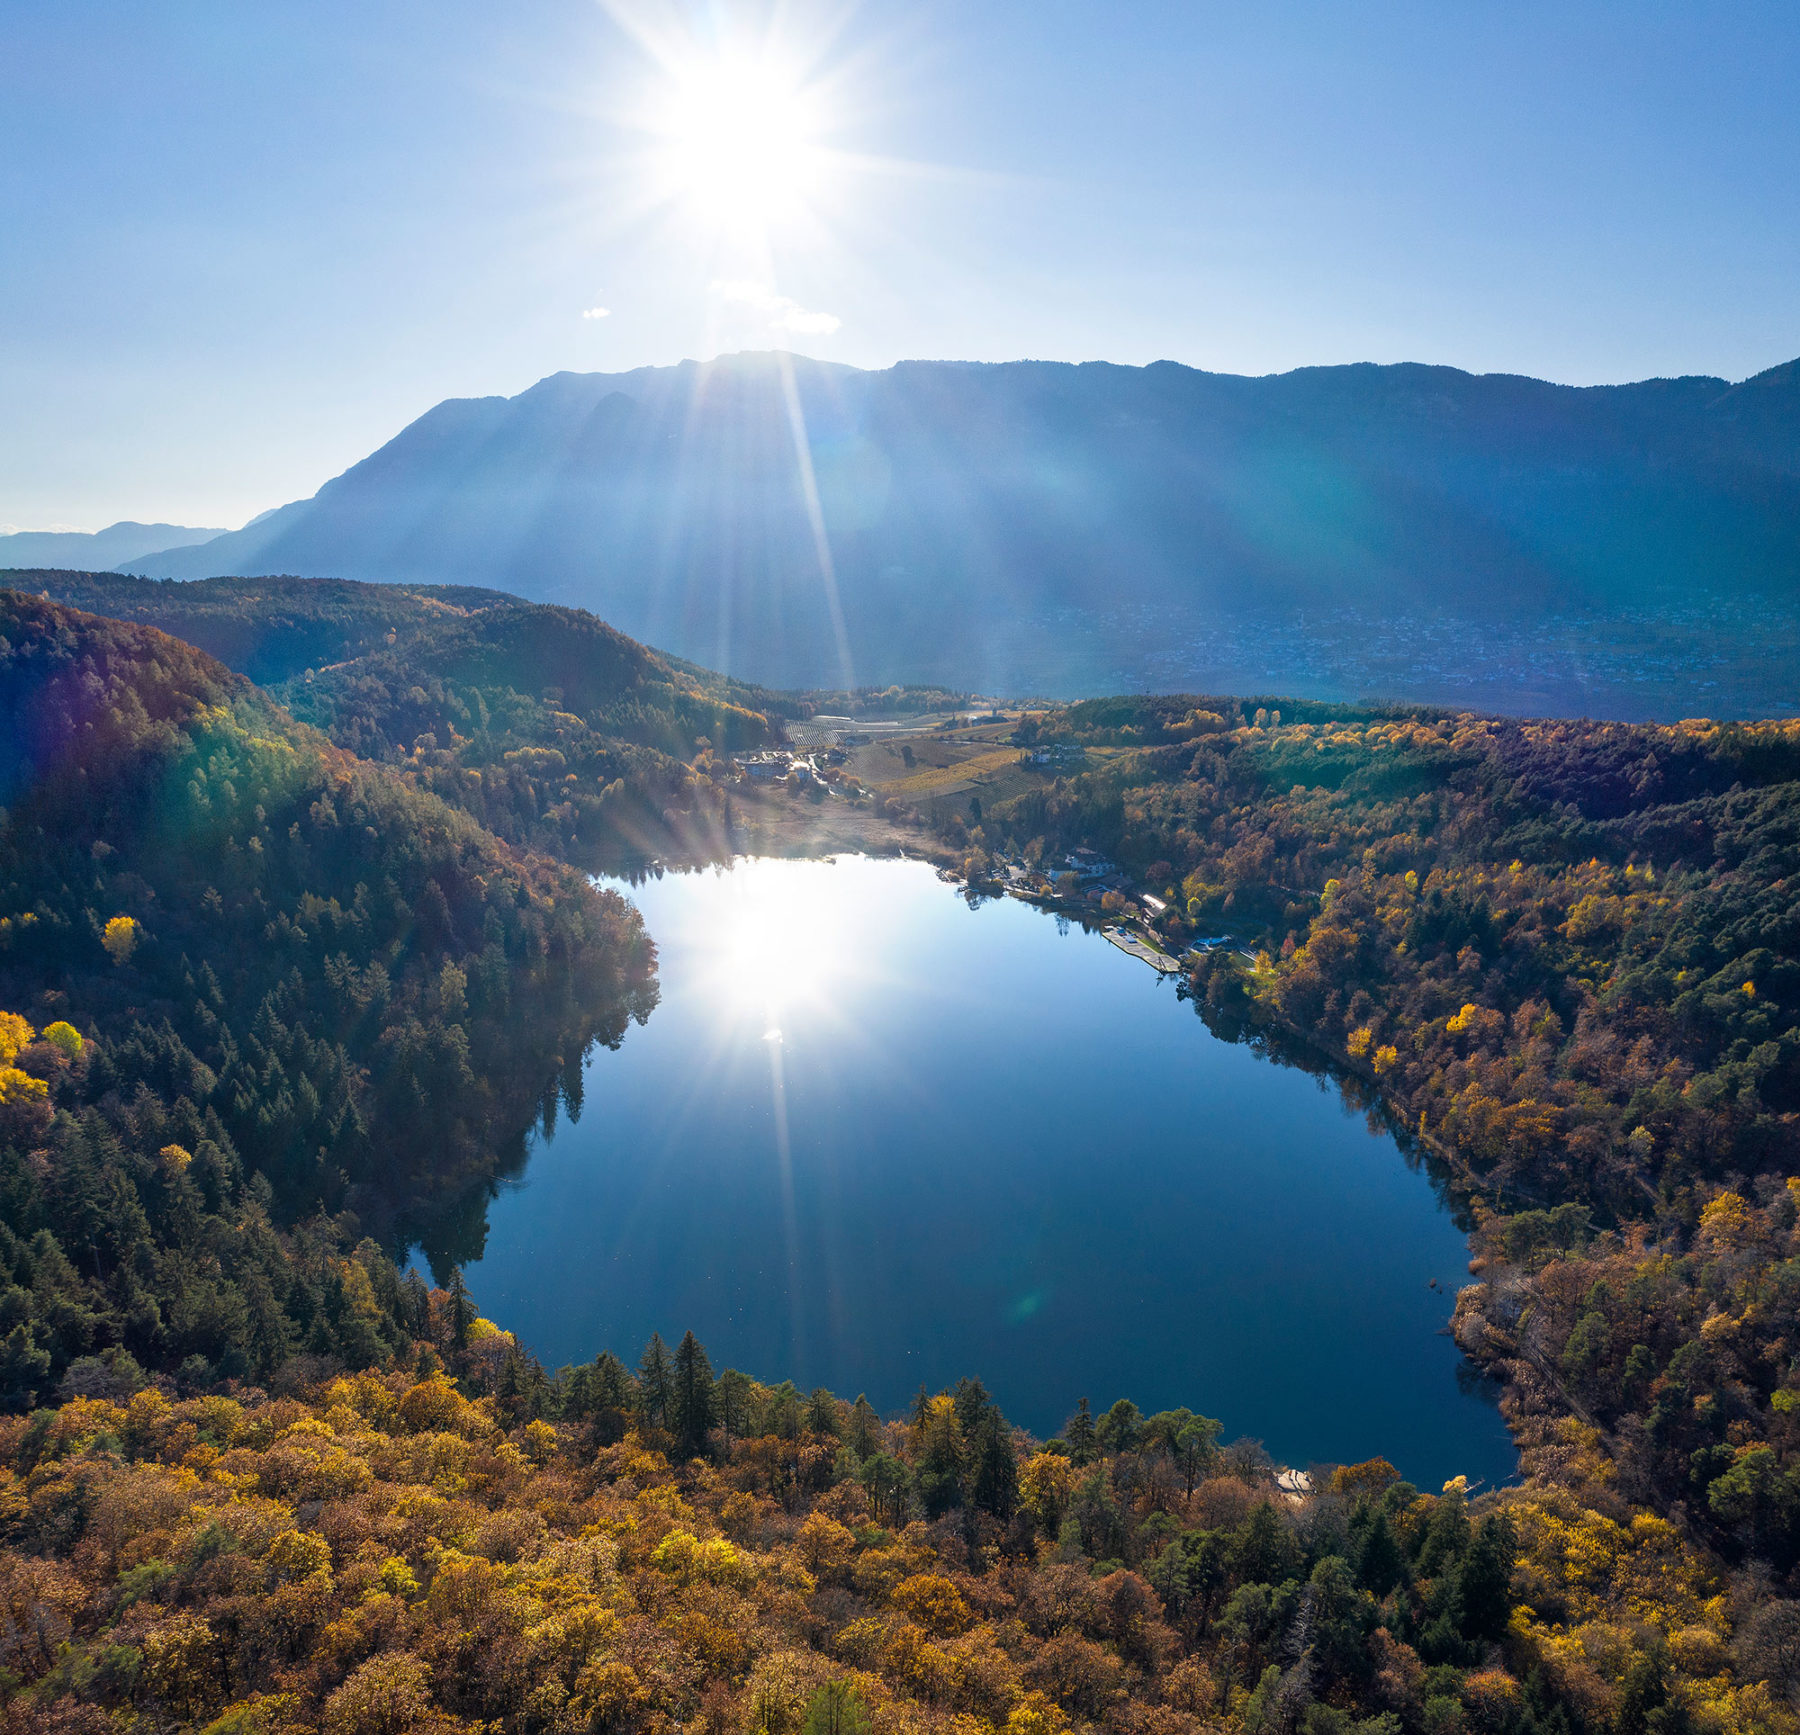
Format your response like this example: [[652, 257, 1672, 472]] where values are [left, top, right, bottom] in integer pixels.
[[448, 854, 1515, 1489]]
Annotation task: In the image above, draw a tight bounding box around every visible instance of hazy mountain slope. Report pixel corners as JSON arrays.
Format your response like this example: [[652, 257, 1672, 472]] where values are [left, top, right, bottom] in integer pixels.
[[133, 352, 1800, 709], [0, 518, 225, 569]]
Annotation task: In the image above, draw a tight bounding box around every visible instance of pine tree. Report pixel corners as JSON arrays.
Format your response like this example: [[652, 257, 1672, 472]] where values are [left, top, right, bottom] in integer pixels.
[[952, 1375, 993, 1440], [446, 1267, 475, 1350], [916, 1395, 966, 1517], [592, 1351, 635, 1444], [497, 1347, 526, 1424], [717, 1368, 754, 1446], [1097, 1398, 1142, 1454], [1451, 1514, 1516, 1644], [971, 1406, 1019, 1519], [848, 1394, 880, 1458], [638, 1332, 674, 1430], [804, 1386, 841, 1438], [400, 1269, 432, 1340], [858, 1452, 910, 1526], [801, 1681, 873, 1735], [671, 1329, 717, 1459], [766, 1381, 801, 1440], [1173, 1415, 1222, 1495], [1354, 1509, 1404, 1597], [594, 1350, 634, 1409], [1066, 1396, 1098, 1465], [561, 1361, 597, 1421]]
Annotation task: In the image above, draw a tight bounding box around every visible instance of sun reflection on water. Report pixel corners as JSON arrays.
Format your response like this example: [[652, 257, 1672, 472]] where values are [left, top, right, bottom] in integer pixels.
[[699, 861, 853, 1037]]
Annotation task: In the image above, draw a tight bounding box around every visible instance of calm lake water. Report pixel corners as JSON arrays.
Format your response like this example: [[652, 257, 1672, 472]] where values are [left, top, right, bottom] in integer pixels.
[[451, 855, 1515, 1489]]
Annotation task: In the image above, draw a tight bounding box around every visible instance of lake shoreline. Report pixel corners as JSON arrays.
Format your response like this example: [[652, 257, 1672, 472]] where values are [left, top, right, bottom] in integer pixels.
[[448, 854, 1517, 1487]]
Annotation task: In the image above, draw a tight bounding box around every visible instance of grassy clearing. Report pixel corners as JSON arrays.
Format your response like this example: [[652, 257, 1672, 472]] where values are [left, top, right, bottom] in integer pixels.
[[864, 745, 1024, 795]]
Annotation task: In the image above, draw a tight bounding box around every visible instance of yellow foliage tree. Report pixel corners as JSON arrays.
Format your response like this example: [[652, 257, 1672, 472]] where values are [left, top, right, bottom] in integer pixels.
[[1699, 1191, 1752, 1251], [891, 1572, 971, 1636], [142, 1615, 225, 1722], [1019, 1451, 1077, 1533], [267, 1528, 334, 1584], [0, 1011, 31, 1063], [0, 1012, 46, 1108], [1008, 1692, 1071, 1735], [101, 914, 139, 963], [40, 1020, 82, 1060], [323, 1651, 433, 1735]]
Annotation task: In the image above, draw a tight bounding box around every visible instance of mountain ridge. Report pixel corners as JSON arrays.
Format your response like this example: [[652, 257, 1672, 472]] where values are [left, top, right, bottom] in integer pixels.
[[108, 350, 1800, 711], [0, 518, 227, 570]]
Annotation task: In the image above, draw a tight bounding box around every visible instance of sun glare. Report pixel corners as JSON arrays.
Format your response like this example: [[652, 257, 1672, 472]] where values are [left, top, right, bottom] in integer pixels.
[[705, 864, 847, 1030], [658, 54, 828, 226]]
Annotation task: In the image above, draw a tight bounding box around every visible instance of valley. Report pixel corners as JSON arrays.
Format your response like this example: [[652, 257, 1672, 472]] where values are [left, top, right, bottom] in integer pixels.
[[12, 9, 1800, 1731], [3, 575, 1800, 1735]]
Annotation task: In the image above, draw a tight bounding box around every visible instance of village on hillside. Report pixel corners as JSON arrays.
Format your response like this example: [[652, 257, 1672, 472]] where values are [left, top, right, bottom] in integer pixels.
[[722, 707, 1241, 977]]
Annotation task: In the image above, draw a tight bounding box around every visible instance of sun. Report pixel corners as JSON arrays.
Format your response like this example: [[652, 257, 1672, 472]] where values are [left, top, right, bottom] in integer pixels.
[[657, 53, 828, 228]]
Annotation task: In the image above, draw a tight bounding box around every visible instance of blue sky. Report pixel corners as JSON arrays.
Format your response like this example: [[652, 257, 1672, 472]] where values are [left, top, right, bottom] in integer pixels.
[[4, 0, 1798, 531]]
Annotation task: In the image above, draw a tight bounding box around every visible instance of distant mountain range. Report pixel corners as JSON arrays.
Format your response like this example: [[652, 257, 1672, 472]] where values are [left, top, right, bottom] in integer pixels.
[[75, 353, 1800, 714], [0, 519, 226, 570]]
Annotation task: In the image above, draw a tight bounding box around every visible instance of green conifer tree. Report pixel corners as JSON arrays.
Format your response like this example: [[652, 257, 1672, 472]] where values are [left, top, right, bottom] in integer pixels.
[[671, 1329, 718, 1458], [848, 1394, 880, 1458], [971, 1406, 1019, 1519], [637, 1332, 674, 1430], [717, 1368, 755, 1446], [592, 1350, 636, 1444], [1066, 1396, 1098, 1465], [804, 1386, 842, 1438], [446, 1267, 475, 1350]]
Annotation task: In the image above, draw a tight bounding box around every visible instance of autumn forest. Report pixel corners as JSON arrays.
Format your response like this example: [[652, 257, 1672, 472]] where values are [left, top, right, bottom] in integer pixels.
[[6, 579, 1800, 1735]]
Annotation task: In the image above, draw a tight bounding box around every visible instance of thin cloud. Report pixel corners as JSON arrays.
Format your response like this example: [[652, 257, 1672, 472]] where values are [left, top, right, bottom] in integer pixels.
[[711, 279, 841, 337], [581, 306, 612, 320]]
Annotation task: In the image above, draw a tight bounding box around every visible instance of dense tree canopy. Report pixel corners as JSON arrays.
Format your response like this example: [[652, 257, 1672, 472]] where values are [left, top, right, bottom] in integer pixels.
[[8, 586, 1800, 1734], [0, 587, 661, 1435], [3, 1297, 1778, 1735], [960, 699, 1800, 1594]]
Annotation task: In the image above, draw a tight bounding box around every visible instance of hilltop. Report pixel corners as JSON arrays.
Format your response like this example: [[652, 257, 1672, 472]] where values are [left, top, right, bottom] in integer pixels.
[[8, 572, 792, 867]]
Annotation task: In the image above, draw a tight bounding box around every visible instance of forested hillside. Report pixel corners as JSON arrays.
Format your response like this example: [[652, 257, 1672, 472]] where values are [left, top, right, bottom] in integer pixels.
[[9, 573, 523, 687], [963, 699, 1800, 1582], [13, 574, 793, 867], [3, 1300, 1786, 1735], [0, 592, 655, 1410], [8, 586, 1800, 1733]]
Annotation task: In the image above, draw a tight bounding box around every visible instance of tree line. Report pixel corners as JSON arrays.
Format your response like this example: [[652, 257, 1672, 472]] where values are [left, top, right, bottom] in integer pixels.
[[956, 697, 1800, 1611], [2, 1277, 1757, 1735]]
